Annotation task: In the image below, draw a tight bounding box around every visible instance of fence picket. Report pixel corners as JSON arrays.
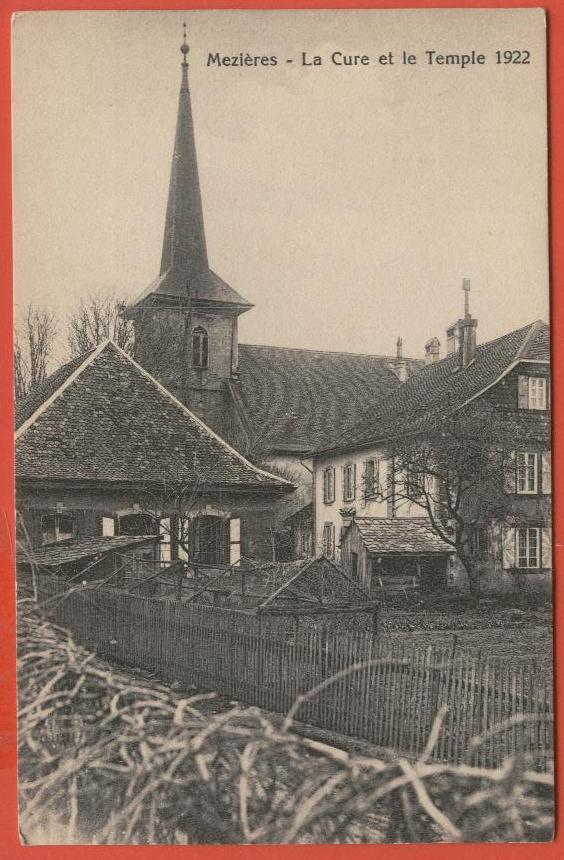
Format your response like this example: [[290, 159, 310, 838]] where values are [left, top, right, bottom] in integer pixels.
[[32, 579, 553, 770]]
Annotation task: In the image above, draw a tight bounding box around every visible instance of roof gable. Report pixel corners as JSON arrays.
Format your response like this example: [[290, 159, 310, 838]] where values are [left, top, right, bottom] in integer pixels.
[[16, 341, 291, 491]]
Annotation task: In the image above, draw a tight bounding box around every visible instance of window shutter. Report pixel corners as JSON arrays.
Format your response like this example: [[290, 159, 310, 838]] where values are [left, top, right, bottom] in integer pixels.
[[542, 452, 552, 494], [375, 458, 382, 496], [541, 528, 552, 569], [518, 375, 529, 409], [101, 516, 115, 537], [386, 458, 395, 517], [502, 527, 516, 569], [352, 464, 357, 499], [504, 451, 516, 494], [229, 518, 241, 566]]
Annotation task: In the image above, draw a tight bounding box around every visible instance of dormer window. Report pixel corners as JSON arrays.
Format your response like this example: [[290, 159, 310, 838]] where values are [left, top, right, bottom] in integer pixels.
[[192, 326, 209, 369], [518, 375, 547, 410]]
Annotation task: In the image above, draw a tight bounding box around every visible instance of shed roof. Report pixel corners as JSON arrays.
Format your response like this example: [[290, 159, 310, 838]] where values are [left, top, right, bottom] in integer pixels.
[[349, 518, 454, 556], [17, 535, 159, 569]]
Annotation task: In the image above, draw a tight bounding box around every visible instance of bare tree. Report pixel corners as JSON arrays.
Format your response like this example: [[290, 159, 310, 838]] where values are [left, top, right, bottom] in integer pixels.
[[67, 292, 133, 357], [379, 402, 531, 600], [14, 303, 58, 400]]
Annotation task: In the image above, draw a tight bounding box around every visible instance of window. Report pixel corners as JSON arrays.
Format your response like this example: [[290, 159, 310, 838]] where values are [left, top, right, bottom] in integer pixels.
[[323, 467, 335, 504], [405, 465, 424, 501], [191, 515, 228, 565], [471, 525, 488, 562], [41, 513, 74, 545], [343, 464, 356, 502], [518, 375, 547, 410], [322, 522, 335, 558], [516, 452, 538, 494], [192, 326, 209, 369], [364, 459, 380, 500], [516, 527, 540, 569]]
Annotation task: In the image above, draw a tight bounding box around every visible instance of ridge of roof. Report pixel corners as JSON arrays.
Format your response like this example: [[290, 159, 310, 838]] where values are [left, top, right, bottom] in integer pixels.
[[240, 342, 422, 363]]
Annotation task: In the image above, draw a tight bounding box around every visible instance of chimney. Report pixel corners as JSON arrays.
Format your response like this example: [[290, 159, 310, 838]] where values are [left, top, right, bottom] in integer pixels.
[[424, 337, 441, 364], [392, 336, 408, 382], [458, 278, 477, 367]]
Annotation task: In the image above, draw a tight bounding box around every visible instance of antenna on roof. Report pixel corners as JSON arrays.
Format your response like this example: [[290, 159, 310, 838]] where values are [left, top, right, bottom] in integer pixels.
[[462, 278, 471, 317]]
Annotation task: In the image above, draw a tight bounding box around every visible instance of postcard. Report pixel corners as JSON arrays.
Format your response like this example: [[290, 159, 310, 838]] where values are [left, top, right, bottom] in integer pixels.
[[12, 8, 553, 845]]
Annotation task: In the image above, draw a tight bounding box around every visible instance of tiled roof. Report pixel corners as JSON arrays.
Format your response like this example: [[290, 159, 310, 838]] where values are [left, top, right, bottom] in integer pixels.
[[315, 320, 550, 454], [351, 518, 454, 555], [232, 344, 421, 453], [15, 349, 96, 428], [15, 341, 292, 492], [17, 535, 159, 568]]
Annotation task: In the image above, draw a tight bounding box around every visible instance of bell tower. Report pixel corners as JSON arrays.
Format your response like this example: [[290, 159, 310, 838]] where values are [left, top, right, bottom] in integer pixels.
[[125, 24, 253, 436]]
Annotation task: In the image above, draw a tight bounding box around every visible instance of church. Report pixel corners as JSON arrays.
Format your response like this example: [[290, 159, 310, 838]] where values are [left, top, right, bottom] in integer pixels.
[[125, 30, 422, 558]]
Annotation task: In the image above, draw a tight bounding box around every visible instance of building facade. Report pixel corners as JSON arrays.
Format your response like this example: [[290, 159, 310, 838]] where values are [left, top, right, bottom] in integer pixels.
[[312, 314, 552, 596], [15, 341, 292, 566]]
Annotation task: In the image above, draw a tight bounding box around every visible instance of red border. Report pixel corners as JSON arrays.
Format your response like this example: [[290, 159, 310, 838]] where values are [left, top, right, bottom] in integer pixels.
[[0, 1, 561, 857]]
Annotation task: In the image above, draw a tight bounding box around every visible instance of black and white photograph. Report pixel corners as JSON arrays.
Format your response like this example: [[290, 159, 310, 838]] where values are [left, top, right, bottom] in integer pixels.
[[12, 8, 553, 844]]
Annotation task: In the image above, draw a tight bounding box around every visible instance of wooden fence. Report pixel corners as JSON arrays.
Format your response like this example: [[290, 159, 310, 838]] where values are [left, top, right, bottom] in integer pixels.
[[31, 578, 553, 770]]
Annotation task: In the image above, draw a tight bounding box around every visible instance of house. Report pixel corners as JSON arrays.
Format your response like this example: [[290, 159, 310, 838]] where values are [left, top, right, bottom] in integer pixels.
[[123, 36, 423, 552], [311, 304, 551, 596], [15, 340, 293, 564]]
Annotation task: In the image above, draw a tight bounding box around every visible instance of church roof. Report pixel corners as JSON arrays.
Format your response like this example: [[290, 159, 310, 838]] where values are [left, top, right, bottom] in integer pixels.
[[15, 341, 292, 493], [314, 320, 550, 456], [129, 40, 251, 314], [230, 344, 421, 454]]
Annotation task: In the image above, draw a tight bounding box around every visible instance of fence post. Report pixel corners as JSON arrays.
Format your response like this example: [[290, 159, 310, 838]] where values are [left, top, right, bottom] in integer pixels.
[[371, 606, 379, 642], [257, 612, 264, 707]]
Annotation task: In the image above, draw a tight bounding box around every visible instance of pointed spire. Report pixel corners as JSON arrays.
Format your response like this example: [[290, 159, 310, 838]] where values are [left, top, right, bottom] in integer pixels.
[[159, 23, 208, 281]]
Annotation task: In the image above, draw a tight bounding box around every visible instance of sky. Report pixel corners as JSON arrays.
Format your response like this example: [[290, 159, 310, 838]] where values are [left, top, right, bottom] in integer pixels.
[[12, 9, 549, 364]]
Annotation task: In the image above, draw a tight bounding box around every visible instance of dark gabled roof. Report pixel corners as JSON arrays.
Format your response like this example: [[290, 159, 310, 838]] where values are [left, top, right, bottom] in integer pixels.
[[17, 535, 159, 569], [350, 518, 454, 555], [15, 341, 292, 492], [232, 344, 422, 453], [315, 320, 550, 455]]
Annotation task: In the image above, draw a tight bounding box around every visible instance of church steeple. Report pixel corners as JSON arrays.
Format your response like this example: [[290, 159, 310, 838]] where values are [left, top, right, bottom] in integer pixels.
[[128, 24, 252, 434], [160, 23, 208, 280]]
